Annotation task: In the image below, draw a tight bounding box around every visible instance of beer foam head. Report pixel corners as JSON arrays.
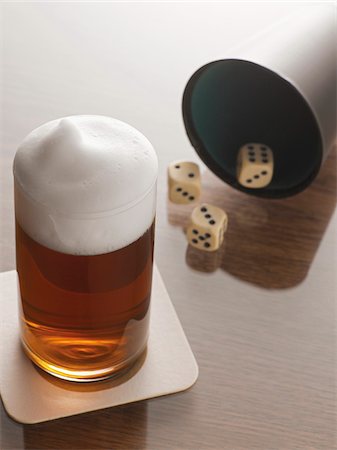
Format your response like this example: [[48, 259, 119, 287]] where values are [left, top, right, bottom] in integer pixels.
[[14, 116, 158, 255]]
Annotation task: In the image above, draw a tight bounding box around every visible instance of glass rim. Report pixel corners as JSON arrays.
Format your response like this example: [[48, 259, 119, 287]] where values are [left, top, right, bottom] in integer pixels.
[[13, 175, 157, 220]]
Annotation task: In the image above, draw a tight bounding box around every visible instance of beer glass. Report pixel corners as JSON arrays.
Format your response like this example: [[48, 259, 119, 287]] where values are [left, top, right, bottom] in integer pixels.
[[13, 115, 158, 382]]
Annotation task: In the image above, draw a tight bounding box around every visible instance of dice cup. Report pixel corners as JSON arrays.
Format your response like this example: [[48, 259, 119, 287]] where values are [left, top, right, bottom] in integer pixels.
[[182, 6, 336, 198]]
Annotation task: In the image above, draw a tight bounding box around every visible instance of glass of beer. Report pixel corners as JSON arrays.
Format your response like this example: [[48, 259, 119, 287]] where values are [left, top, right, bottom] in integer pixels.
[[13, 115, 158, 382]]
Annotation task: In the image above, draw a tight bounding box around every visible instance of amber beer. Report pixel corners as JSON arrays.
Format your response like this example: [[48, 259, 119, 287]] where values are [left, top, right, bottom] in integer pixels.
[[16, 221, 154, 381], [14, 116, 158, 381]]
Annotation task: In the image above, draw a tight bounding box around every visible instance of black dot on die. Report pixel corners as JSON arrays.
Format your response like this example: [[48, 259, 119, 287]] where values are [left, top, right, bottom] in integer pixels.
[[182, 192, 188, 196], [175, 165, 180, 169], [199, 236, 205, 241], [248, 151, 255, 156], [192, 239, 198, 244], [176, 187, 182, 192], [204, 242, 211, 248], [205, 214, 211, 219], [189, 196, 195, 201], [254, 175, 260, 179], [262, 158, 268, 163], [188, 173, 194, 178], [209, 220, 215, 225], [261, 170, 268, 175], [205, 233, 211, 238], [246, 179, 252, 183], [248, 145, 254, 150], [260, 146, 267, 151], [249, 158, 256, 162], [192, 229, 199, 235], [201, 207, 207, 212]]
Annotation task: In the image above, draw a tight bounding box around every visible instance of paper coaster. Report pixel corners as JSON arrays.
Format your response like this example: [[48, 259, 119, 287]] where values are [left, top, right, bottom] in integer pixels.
[[0, 265, 198, 424]]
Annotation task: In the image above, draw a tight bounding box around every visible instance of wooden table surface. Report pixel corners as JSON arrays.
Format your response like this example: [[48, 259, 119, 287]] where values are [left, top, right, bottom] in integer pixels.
[[1, 3, 336, 449]]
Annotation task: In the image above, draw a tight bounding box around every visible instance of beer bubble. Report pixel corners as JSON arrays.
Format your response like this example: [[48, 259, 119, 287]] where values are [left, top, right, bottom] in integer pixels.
[[13, 115, 158, 255]]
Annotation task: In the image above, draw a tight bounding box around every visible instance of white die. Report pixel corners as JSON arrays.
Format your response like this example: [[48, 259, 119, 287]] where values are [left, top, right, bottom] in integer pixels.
[[237, 143, 274, 188], [187, 203, 228, 252], [168, 161, 201, 204]]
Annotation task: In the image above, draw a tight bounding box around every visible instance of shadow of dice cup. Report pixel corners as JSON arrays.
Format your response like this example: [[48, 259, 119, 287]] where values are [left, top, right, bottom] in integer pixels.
[[201, 147, 337, 289]]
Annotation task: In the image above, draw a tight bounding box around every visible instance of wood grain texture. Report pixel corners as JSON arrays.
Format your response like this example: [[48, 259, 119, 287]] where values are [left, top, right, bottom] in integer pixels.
[[2, 149, 336, 449], [1, 3, 336, 449]]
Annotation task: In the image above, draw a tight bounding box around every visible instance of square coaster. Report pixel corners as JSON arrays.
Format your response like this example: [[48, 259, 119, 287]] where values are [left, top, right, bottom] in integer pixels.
[[0, 265, 198, 424]]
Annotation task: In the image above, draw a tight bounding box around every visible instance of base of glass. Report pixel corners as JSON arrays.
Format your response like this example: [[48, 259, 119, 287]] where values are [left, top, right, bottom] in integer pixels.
[[21, 339, 147, 383]]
